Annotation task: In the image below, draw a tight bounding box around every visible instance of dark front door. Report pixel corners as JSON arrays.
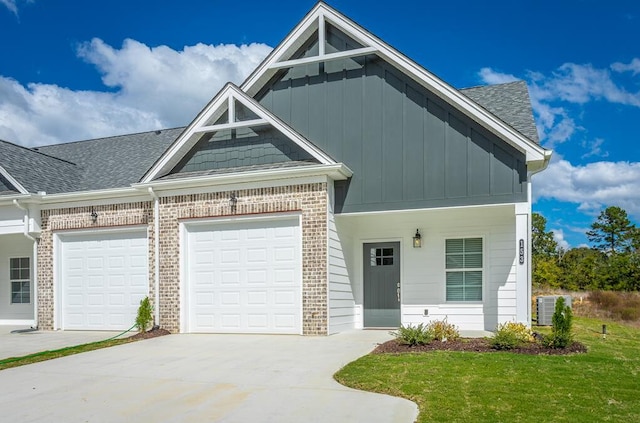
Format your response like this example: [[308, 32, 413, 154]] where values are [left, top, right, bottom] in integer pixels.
[[363, 242, 401, 327]]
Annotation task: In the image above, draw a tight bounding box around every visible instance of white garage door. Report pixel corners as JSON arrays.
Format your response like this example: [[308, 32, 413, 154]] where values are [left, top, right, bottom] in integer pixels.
[[185, 217, 301, 334], [59, 230, 148, 330]]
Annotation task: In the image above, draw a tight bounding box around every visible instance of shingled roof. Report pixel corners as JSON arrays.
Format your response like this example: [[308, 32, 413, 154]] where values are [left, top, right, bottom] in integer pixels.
[[0, 139, 82, 194], [461, 80, 540, 143], [35, 128, 183, 192]]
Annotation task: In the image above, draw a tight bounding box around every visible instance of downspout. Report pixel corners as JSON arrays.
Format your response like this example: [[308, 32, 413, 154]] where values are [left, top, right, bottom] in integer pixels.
[[148, 187, 161, 327], [13, 199, 38, 328]]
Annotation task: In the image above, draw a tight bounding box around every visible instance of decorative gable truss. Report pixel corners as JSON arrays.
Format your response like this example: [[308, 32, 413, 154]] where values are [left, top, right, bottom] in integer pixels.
[[242, 1, 550, 170], [142, 83, 339, 183]]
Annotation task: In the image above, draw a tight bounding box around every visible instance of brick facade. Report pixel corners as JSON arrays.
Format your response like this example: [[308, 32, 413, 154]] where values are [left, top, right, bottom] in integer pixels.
[[37, 182, 329, 335]]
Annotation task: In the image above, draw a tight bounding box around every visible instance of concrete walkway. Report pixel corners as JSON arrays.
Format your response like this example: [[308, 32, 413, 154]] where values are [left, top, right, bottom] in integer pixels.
[[0, 326, 124, 359], [0, 330, 418, 422]]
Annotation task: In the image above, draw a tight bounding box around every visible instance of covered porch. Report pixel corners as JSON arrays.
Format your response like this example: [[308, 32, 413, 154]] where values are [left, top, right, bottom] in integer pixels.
[[328, 203, 531, 335], [0, 233, 36, 325]]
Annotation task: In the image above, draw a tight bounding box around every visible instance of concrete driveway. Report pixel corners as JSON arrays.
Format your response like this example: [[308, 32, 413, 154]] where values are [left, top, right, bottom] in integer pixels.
[[1, 326, 124, 359], [0, 330, 418, 422]]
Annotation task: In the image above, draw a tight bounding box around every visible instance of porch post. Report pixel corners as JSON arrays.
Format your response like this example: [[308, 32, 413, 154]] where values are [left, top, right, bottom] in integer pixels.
[[515, 202, 531, 326]]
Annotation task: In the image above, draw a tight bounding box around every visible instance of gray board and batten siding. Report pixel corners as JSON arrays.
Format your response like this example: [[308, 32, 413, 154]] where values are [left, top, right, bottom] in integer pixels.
[[256, 25, 528, 214]]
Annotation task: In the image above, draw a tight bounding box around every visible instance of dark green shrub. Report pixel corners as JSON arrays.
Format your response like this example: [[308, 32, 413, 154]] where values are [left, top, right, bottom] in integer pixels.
[[543, 296, 573, 348], [135, 297, 153, 333], [427, 318, 459, 342], [391, 323, 434, 346]]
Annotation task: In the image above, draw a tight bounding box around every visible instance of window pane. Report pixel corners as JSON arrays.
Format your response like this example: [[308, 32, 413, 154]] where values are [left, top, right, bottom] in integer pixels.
[[446, 239, 463, 254], [446, 254, 464, 269], [465, 285, 482, 301], [21, 281, 30, 291], [382, 257, 393, 266], [465, 238, 483, 253], [10, 258, 19, 269], [465, 271, 482, 286], [20, 257, 30, 268], [10, 269, 20, 280], [465, 253, 483, 268]]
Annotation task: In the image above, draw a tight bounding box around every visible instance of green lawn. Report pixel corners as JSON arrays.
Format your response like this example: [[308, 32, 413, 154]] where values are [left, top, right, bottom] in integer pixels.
[[335, 317, 640, 422]]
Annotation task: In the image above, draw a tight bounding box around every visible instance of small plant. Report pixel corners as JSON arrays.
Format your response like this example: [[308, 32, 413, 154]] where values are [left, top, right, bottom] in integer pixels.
[[542, 296, 573, 348], [135, 297, 153, 333], [426, 318, 459, 342], [491, 322, 534, 350], [391, 323, 434, 346]]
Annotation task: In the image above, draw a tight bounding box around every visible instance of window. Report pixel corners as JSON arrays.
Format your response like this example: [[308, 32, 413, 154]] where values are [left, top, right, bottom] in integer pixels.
[[445, 238, 482, 301], [10, 257, 30, 304], [370, 248, 394, 266]]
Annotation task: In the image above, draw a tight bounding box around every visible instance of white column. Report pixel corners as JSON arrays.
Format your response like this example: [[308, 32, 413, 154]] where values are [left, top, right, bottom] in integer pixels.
[[515, 200, 531, 326]]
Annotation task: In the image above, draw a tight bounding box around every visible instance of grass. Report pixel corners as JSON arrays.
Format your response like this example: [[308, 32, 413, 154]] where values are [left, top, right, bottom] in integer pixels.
[[335, 317, 640, 422], [0, 337, 134, 371]]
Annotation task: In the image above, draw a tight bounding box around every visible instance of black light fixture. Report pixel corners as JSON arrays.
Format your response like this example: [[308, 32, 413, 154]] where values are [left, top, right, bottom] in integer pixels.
[[90, 209, 98, 223], [229, 192, 238, 207], [412, 229, 422, 248]]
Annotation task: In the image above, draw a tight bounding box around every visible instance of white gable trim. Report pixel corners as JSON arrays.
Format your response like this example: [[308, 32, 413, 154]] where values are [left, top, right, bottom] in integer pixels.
[[141, 83, 335, 183], [241, 2, 550, 166], [0, 164, 28, 194]]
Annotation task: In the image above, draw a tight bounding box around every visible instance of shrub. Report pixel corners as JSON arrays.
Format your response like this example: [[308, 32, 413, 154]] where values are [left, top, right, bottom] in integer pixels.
[[589, 290, 620, 309], [491, 322, 534, 350], [391, 323, 434, 346], [543, 296, 573, 348], [135, 297, 153, 333], [617, 307, 640, 321], [427, 318, 459, 342]]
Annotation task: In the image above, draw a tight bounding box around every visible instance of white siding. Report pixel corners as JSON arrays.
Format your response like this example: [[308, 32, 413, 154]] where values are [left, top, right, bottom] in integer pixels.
[[0, 206, 25, 235], [327, 197, 356, 334], [337, 204, 520, 332], [0, 234, 34, 321]]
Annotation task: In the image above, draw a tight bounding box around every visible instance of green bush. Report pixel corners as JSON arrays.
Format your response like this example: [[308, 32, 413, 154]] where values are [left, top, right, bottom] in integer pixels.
[[543, 296, 573, 348], [391, 323, 434, 346], [427, 318, 459, 342], [491, 322, 534, 350], [135, 297, 153, 333]]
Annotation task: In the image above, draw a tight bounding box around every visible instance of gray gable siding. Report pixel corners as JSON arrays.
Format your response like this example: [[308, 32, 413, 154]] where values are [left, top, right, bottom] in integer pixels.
[[257, 55, 527, 213], [171, 127, 317, 174]]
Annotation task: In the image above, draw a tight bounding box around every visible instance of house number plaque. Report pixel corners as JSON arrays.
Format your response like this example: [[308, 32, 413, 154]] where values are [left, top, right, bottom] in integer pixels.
[[519, 239, 525, 265]]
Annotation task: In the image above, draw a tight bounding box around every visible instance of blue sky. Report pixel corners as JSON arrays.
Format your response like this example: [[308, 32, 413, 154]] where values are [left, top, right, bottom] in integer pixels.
[[1, 0, 639, 249]]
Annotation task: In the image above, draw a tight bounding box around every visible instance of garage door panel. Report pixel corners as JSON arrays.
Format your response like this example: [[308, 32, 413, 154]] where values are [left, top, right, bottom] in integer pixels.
[[60, 230, 149, 331], [187, 217, 301, 334]]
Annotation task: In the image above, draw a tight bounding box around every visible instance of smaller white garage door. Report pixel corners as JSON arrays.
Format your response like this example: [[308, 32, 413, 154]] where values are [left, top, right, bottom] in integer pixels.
[[59, 230, 148, 330], [185, 217, 301, 334]]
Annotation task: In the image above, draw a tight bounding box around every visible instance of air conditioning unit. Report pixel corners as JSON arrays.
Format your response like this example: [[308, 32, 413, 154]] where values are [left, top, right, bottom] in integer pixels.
[[536, 295, 572, 326]]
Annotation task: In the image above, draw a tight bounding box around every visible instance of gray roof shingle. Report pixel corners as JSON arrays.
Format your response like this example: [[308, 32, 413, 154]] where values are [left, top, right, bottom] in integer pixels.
[[0, 139, 83, 194], [461, 80, 540, 143], [35, 128, 183, 191]]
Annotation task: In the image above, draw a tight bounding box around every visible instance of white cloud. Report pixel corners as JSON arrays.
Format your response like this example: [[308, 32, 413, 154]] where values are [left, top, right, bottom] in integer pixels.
[[611, 58, 640, 76], [477, 68, 518, 85], [581, 137, 608, 159], [550, 229, 570, 251], [77, 38, 272, 127], [0, 39, 272, 146], [533, 157, 640, 219], [0, 0, 17, 15]]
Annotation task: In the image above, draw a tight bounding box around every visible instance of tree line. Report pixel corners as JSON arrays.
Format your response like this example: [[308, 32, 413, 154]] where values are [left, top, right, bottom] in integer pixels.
[[533, 206, 640, 291]]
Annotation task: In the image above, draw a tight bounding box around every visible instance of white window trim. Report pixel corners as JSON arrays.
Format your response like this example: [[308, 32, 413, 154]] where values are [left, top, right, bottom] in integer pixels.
[[444, 236, 484, 303], [9, 257, 31, 304]]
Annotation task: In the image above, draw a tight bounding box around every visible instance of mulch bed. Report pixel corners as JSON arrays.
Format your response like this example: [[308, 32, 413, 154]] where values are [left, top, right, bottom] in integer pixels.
[[373, 338, 588, 355], [128, 327, 171, 341]]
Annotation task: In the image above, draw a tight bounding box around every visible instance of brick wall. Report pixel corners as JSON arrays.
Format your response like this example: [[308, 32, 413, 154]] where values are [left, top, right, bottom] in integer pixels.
[[38, 203, 154, 330], [158, 183, 328, 335], [37, 182, 329, 335]]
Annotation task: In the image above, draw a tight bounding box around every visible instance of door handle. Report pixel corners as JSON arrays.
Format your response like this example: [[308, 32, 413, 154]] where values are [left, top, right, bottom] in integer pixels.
[[396, 282, 401, 303]]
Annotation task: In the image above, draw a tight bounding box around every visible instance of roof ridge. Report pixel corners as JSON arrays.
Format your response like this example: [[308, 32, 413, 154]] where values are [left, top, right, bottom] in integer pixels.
[[0, 138, 79, 167], [36, 126, 186, 149], [460, 80, 526, 91]]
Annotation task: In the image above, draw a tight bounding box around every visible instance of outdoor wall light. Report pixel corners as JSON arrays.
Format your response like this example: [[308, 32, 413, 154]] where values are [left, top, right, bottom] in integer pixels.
[[90, 209, 98, 223], [412, 229, 422, 248], [229, 192, 238, 207]]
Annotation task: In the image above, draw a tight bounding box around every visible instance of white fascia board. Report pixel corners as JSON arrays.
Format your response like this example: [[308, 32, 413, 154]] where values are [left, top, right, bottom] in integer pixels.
[[37, 187, 143, 205], [0, 165, 28, 194], [241, 2, 549, 164], [133, 163, 352, 194], [0, 193, 32, 205]]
